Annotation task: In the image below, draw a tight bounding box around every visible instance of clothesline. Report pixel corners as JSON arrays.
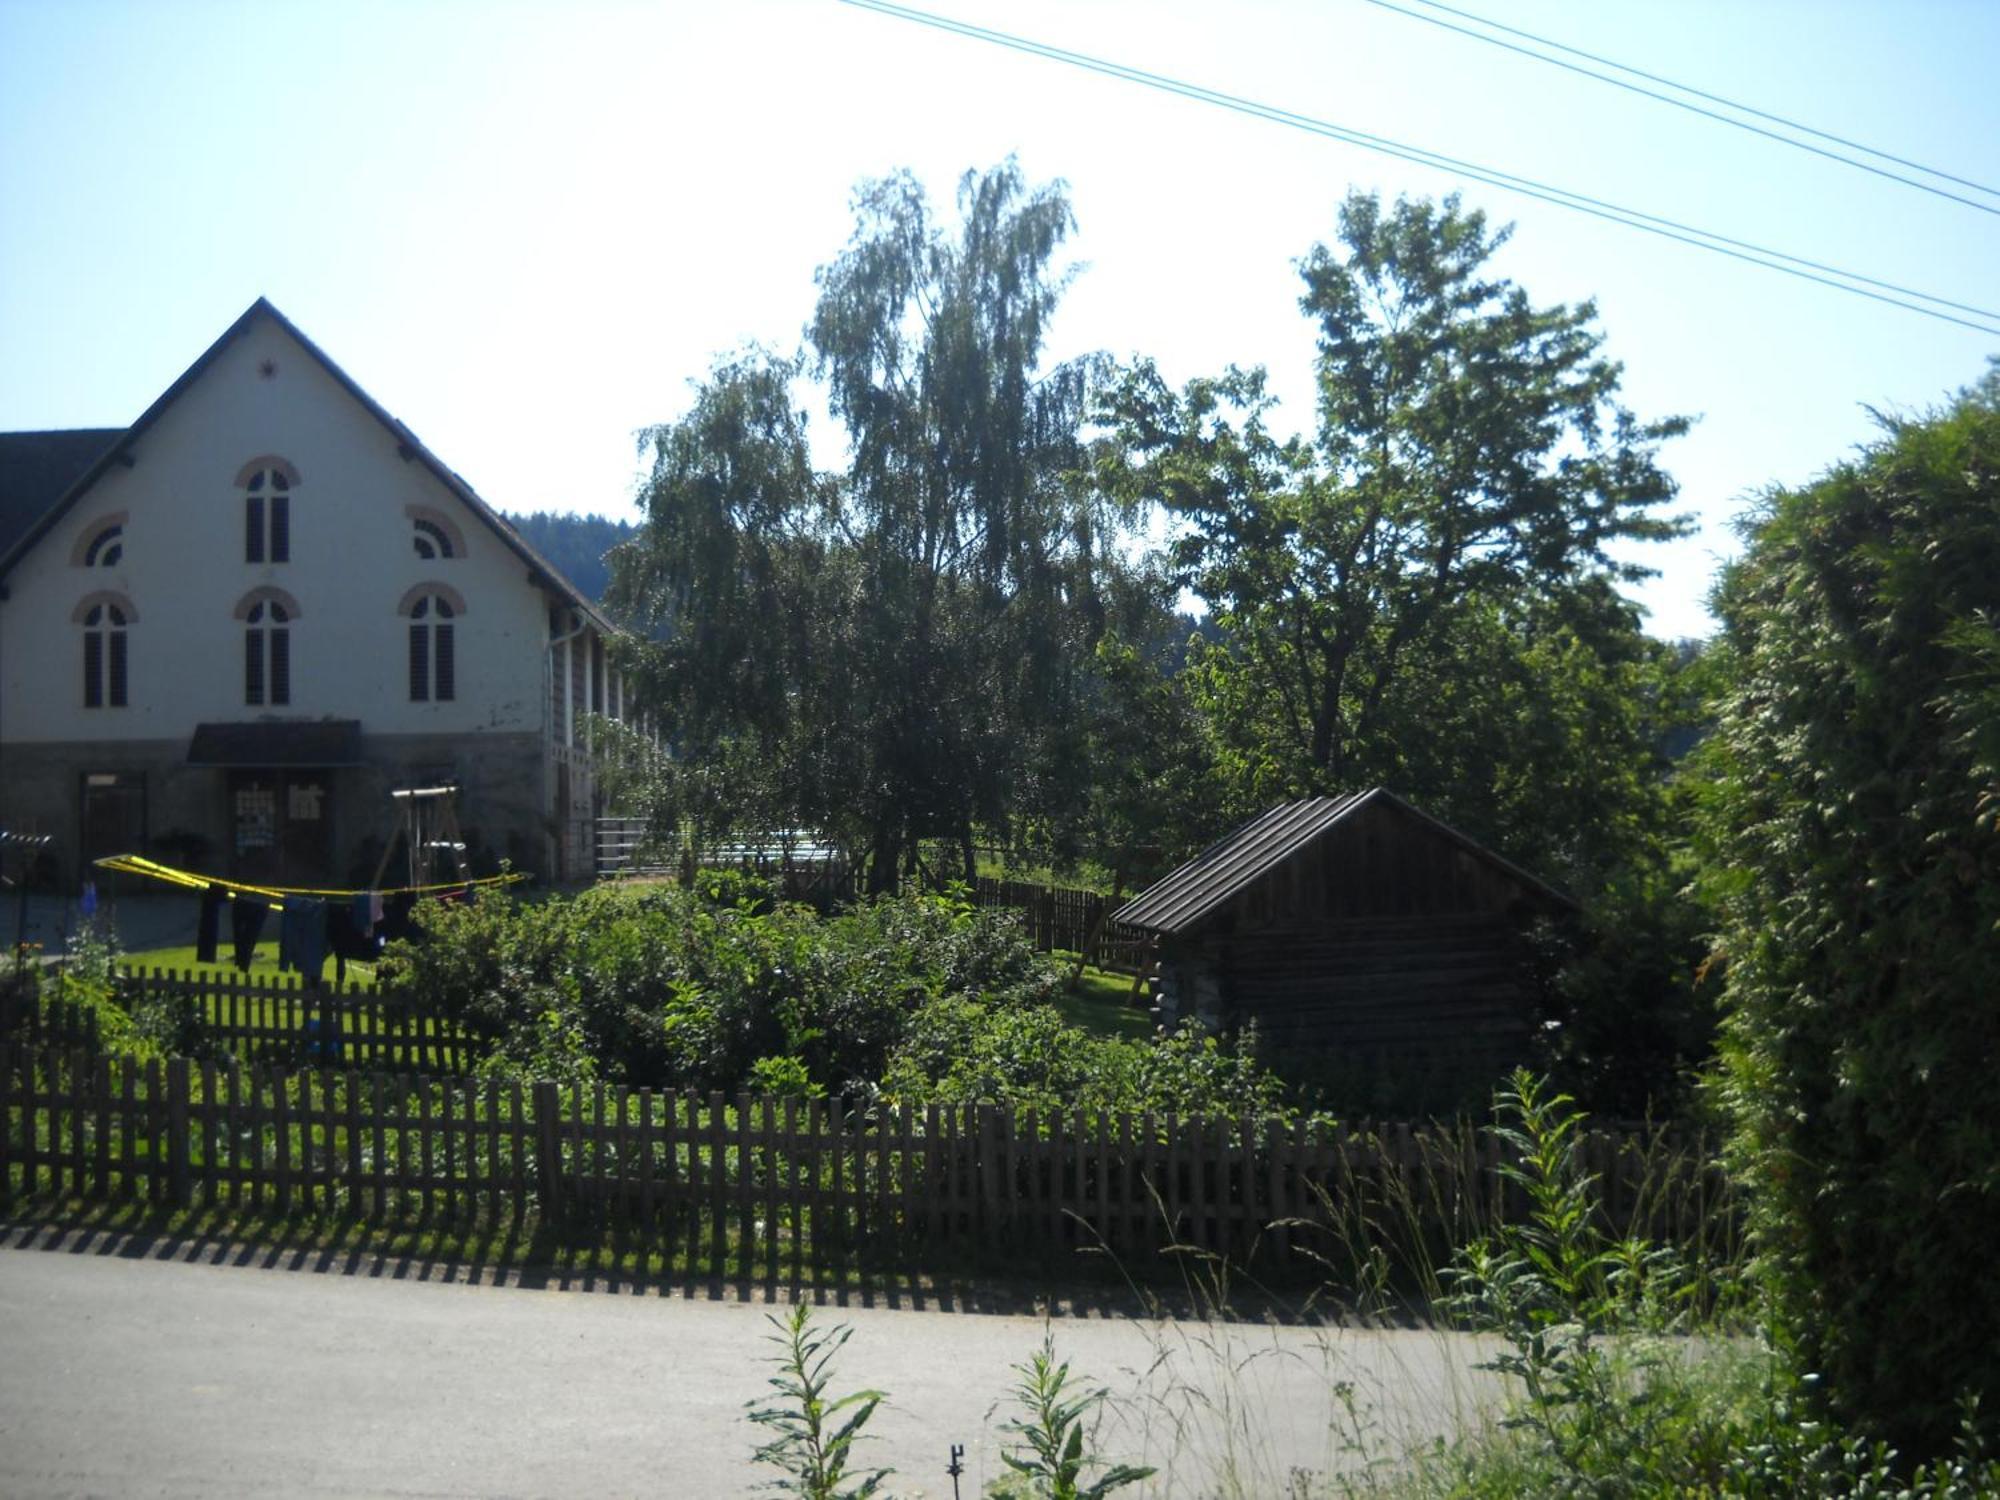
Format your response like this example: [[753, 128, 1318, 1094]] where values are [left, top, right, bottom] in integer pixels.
[[89, 852, 528, 983], [90, 853, 528, 907]]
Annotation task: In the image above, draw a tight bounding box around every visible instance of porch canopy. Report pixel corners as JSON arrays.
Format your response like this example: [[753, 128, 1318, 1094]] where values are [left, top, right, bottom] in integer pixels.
[[186, 720, 363, 768]]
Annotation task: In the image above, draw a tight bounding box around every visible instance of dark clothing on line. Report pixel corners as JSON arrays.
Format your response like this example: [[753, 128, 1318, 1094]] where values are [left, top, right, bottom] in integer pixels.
[[378, 891, 418, 946], [196, 883, 225, 965], [230, 898, 268, 971], [325, 904, 379, 987], [279, 897, 327, 985]]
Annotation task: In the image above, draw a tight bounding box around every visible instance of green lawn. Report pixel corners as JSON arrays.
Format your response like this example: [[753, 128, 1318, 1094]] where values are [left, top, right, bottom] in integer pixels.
[[1051, 963, 1153, 1040], [123, 942, 378, 985]]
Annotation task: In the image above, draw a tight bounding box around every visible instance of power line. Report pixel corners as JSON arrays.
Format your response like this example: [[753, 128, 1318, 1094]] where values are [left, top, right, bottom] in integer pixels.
[[1361, 0, 2000, 217], [837, 0, 2000, 337], [1375, 0, 2000, 205]]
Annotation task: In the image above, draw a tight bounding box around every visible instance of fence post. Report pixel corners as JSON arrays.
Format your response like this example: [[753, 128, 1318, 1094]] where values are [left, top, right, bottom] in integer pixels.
[[533, 1080, 564, 1223], [166, 1056, 191, 1208]]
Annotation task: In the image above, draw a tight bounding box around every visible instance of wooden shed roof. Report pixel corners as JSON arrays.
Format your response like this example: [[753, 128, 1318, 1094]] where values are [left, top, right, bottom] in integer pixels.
[[1111, 788, 1576, 935]]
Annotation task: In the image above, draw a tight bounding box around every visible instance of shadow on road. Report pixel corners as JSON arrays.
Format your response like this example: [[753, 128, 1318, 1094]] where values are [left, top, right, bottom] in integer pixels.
[[0, 1201, 1262, 1322]]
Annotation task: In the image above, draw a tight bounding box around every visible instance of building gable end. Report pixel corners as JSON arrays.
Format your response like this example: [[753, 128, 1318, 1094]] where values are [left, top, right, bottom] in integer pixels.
[[0, 300, 609, 634]]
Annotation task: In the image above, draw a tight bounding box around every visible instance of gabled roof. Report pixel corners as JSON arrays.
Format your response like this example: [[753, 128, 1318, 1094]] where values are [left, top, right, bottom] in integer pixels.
[[0, 298, 612, 632], [1111, 787, 1576, 934], [0, 429, 125, 558]]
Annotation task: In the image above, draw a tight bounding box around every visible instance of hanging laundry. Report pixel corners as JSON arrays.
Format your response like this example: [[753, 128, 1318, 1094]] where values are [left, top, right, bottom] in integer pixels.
[[196, 882, 226, 965], [325, 902, 379, 987], [279, 896, 328, 984], [230, 897, 268, 971], [378, 891, 418, 945]]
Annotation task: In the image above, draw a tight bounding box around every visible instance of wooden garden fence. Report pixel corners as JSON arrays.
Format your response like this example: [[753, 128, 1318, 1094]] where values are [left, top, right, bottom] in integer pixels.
[[0, 1042, 1732, 1282], [969, 878, 1156, 976], [119, 967, 473, 1076], [0, 989, 102, 1053]]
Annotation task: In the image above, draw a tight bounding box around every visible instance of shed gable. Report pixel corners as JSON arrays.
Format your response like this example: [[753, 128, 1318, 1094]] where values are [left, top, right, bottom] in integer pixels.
[[1218, 796, 1545, 932], [1114, 789, 1572, 937]]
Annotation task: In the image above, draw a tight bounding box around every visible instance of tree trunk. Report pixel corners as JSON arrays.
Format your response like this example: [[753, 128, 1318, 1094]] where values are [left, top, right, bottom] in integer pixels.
[[866, 817, 901, 896]]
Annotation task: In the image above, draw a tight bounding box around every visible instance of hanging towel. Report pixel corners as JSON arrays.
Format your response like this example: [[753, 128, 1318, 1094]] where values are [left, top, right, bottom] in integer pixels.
[[196, 883, 226, 965], [279, 897, 327, 984], [230, 897, 268, 971]]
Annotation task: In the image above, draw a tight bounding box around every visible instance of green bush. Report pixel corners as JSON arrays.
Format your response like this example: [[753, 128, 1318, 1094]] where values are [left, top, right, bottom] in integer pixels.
[[31, 917, 175, 1063], [882, 996, 1285, 1120], [1697, 378, 2000, 1459], [381, 882, 1071, 1096], [377, 877, 1294, 1120]]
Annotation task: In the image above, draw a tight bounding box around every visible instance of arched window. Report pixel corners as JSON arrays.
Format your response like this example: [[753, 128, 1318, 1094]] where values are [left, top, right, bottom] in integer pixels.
[[73, 591, 136, 708], [400, 584, 465, 703], [405, 505, 465, 561], [235, 588, 300, 707], [237, 457, 300, 564], [85, 526, 124, 567], [413, 518, 454, 560], [72, 513, 130, 568]]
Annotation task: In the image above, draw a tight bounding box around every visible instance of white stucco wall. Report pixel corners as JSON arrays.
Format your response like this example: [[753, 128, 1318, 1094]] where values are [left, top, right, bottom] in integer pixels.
[[0, 315, 555, 745]]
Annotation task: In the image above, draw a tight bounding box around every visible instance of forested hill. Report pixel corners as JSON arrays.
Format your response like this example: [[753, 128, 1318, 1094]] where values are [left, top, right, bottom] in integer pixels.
[[504, 511, 634, 604]]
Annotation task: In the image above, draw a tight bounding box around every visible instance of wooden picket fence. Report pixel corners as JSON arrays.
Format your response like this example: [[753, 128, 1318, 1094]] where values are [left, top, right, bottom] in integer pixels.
[[969, 878, 1156, 975], [0, 988, 103, 1052], [0, 1043, 1733, 1283], [119, 967, 473, 1075]]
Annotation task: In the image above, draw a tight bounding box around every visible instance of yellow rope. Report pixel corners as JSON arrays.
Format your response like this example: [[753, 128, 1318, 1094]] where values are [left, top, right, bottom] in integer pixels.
[[90, 852, 528, 904]]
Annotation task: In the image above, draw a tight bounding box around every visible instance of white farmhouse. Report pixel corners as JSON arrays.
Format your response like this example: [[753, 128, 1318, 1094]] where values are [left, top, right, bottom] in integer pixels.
[[0, 298, 626, 890]]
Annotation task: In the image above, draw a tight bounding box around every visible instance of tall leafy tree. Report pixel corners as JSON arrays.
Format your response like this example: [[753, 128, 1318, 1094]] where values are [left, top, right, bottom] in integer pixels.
[[1698, 376, 2000, 1459], [1102, 191, 1689, 883], [610, 162, 1126, 888]]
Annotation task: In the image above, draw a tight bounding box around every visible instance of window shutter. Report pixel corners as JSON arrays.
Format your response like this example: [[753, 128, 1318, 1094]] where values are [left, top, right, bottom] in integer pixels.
[[270, 495, 290, 563], [84, 631, 103, 708], [269, 628, 290, 705], [435, 623, 455, 701], [245, 628, 264, 705], [409, 623, 429, 702], [108, 632, 128, 708], [246, 495, 264, 564]]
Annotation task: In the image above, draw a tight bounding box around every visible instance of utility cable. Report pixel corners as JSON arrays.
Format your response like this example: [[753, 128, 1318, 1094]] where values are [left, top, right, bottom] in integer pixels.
[[1375, 0, 2000, 203], [1360, 0, 2000, 217], [837, 0, 2000, 337]]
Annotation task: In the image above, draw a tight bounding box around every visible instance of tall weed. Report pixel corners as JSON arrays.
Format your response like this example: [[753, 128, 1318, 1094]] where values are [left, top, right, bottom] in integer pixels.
[[747, 1304, 893, 1500], [988, 1337, 1155, 1500]]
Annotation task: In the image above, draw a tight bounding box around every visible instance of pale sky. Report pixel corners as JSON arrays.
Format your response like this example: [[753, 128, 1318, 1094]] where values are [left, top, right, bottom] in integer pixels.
[[4, 0, 1996, 639]]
